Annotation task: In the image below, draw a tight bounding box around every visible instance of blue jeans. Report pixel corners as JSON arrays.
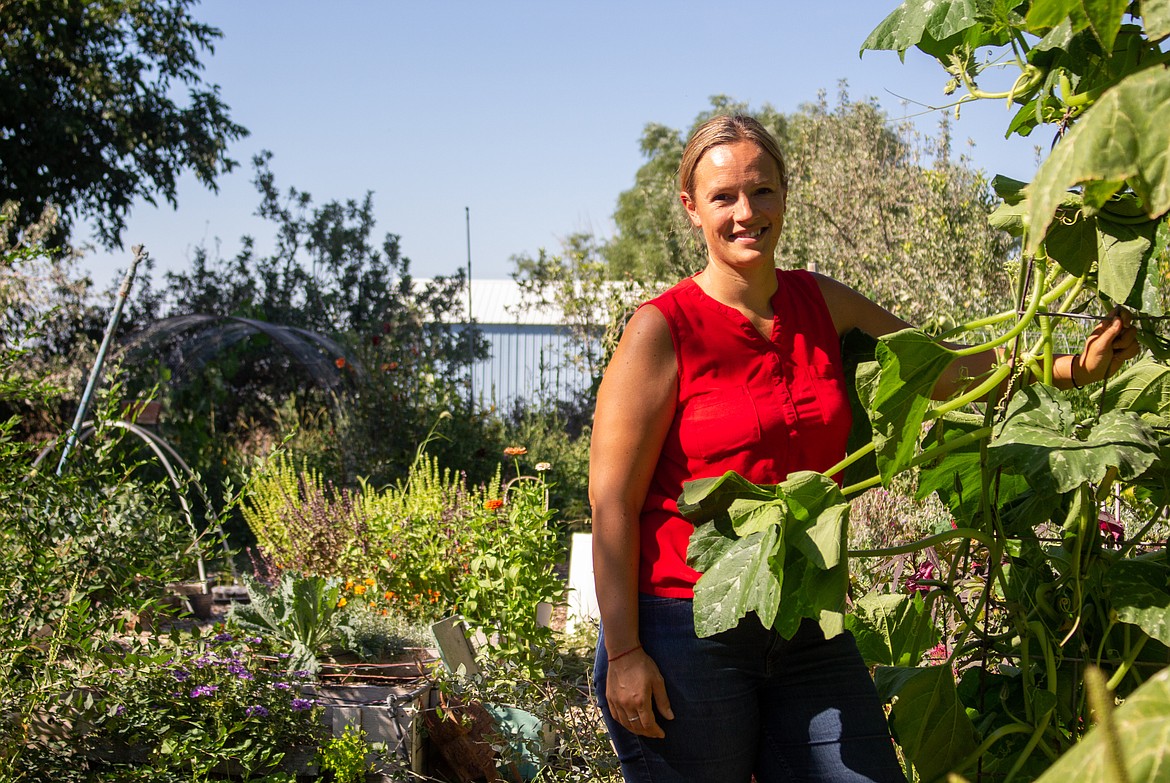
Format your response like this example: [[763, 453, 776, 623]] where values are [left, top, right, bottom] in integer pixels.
[[594, 596, 905, 783]]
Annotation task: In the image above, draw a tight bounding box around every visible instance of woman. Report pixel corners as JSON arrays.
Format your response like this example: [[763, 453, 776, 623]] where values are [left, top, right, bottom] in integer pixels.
[[588, 114, 1138, 783]]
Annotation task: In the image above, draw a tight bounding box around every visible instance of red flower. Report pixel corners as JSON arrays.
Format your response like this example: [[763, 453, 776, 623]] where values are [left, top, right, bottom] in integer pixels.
[[371, 335, 381, 346], [382, 322, 392, 334], [905, 561, 935, 595], [485, 498, 504, 511], [335, 357, 346, 369], [1098, 511, 1123, 546]]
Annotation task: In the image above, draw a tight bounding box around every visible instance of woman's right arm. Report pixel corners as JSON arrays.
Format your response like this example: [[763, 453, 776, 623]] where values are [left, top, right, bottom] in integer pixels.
[[589, 304, 679, 739]]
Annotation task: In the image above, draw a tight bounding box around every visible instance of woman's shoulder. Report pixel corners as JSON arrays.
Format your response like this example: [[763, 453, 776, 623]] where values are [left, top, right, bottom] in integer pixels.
[[805, 271, 912, 338]]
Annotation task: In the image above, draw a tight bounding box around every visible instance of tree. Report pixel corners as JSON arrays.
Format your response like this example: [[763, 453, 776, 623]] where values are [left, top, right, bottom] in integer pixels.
[[127, 152, 494, 492], [0, 0, 247, 247], [603, 91, 1015, 328]]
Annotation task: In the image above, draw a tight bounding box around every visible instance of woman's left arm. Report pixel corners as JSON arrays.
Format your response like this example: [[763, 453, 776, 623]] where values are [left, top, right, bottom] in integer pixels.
[[812, 273, 1141, 399]]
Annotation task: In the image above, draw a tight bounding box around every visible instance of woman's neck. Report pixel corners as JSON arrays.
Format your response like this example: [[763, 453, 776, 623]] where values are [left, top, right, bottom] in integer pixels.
[[694, 261, 777, 313]]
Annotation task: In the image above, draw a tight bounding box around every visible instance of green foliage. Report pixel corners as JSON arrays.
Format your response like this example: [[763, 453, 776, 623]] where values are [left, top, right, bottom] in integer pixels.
[[1034, 666, 1170, 783], [845, 592, 939, 667], [316, 724, 372, 783], [81, 630, 325, 780], [243, 451, 567, 670], [599, 91, 1014, 328], [0, 0, 247, 247], [874, 665, 980, 782], [227, 573, 346, 674], [241, 455, 370, 577], [681, 471, 849, 639], [118, 154, 499, 521]]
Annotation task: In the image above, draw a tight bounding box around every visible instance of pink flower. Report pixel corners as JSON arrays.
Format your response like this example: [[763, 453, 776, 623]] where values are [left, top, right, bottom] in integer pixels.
[[1098, 511, 1123, 546], [905, 561, 936, 595]]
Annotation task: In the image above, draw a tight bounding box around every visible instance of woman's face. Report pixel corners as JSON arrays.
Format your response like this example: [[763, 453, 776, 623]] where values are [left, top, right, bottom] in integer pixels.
[[681, 140, 787, 271]]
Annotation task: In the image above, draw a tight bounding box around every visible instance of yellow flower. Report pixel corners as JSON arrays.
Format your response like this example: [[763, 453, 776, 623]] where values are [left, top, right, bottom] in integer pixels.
[[354, 584, 367, 596], [364, 577, 375, 586], [337, 596, 347, 608]]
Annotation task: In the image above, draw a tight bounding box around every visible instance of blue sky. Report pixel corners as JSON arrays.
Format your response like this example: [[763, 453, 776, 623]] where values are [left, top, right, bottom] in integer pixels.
[[82, 1, 1047, 290]]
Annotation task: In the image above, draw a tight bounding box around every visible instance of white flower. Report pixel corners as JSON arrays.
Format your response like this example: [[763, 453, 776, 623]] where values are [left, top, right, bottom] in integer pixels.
[[535, 462, 552, 472]]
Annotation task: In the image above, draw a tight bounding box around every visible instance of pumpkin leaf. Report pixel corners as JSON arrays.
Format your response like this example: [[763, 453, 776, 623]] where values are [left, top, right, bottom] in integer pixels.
[[870, 329, 959, 483], [875, 665, 981, 782], [861, 0, 1001, 60], [1096, 213, 1162, 314], [691, 525, 783, 637], [1104, 556, 1170, 646], [1025, 66, 1170, 255], [1096, 357, 1170, 416], [846, 592, 940, 668], [987, 385, 1160, 494], [1033, 667, 1170, 783]]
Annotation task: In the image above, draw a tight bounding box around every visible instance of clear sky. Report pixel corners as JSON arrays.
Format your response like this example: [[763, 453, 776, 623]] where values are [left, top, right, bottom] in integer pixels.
[[82, 0, 1047, 291]]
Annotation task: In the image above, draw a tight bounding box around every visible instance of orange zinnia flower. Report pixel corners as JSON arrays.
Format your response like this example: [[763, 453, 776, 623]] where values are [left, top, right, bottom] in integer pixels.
[[485, 498, 504, 511], [335, 357, 346, 369], [503, 446, 527, 457]]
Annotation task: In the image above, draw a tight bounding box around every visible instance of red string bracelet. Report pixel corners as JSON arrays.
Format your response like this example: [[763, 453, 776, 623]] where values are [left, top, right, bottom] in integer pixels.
[[607, 643, 642, 663]]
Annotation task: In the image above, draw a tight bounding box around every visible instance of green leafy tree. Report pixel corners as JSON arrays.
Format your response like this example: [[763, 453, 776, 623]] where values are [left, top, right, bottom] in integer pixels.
[[125, 153, 495, 496], [0, 0, 247, 247]]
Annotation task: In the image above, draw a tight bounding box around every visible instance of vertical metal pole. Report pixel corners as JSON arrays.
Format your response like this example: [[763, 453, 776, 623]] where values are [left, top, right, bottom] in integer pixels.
[[57, 245, 147, 475], [465, 206, 473, 413]]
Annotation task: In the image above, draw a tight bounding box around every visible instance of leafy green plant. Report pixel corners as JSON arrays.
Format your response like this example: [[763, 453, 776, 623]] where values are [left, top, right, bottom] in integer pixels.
[[227, 572, 347, 673], [83, 629, 325, 781], [316, 724, 373, 783]]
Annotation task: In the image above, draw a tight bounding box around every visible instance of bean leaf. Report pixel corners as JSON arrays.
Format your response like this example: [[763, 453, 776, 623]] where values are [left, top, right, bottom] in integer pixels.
[[874, 665, 980, 782]]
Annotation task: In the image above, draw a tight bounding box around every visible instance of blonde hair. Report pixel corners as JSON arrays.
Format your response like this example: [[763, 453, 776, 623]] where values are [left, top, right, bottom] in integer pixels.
[[678, 115, 788, 197]]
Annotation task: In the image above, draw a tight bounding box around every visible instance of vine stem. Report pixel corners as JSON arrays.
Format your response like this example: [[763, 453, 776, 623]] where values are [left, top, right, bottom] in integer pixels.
[[848, 526, 997, 558]]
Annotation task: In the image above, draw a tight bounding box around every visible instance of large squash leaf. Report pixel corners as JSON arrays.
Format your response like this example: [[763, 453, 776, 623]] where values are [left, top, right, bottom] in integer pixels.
[[690, 524, 784, 636], [1026, 0, 1127, 49], [870, 329, 959, 483], [846, 592, 940, 668], [875, 665, 981, 782], [1025, 65, 1170, 255], [1033, 666, 1170, 783], [1104, 556, 1170, 646], [860, 0, 1001, 59], [1097, 213, 1163, 314], [1097, 358, 1170, 416], [918, 415, 1032, 527], [1144, 0, 1170, 41], [684, 471, 850, 639], [987, 385, 1160, 494]]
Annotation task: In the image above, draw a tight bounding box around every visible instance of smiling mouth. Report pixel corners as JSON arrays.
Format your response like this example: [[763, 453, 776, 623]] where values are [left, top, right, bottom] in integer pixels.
[[730, 227, 766, 241]]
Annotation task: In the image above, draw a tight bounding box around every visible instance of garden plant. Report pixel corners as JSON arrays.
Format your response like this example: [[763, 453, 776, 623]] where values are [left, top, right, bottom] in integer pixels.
[[678, 2, 1170, 781]]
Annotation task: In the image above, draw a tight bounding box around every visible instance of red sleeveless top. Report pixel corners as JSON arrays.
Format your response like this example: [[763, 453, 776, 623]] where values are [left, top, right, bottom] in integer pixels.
[[639, 269, 852, 597]]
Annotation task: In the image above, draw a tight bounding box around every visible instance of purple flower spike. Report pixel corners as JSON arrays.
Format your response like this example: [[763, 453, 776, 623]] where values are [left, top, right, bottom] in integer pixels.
[[214, 632, 233, 642], [245, 705, 269, 718], [273, 682, 291, 690], [172, 668, 191, 682], [290, 698, 314, 711], [190, 685, 219, 698]]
